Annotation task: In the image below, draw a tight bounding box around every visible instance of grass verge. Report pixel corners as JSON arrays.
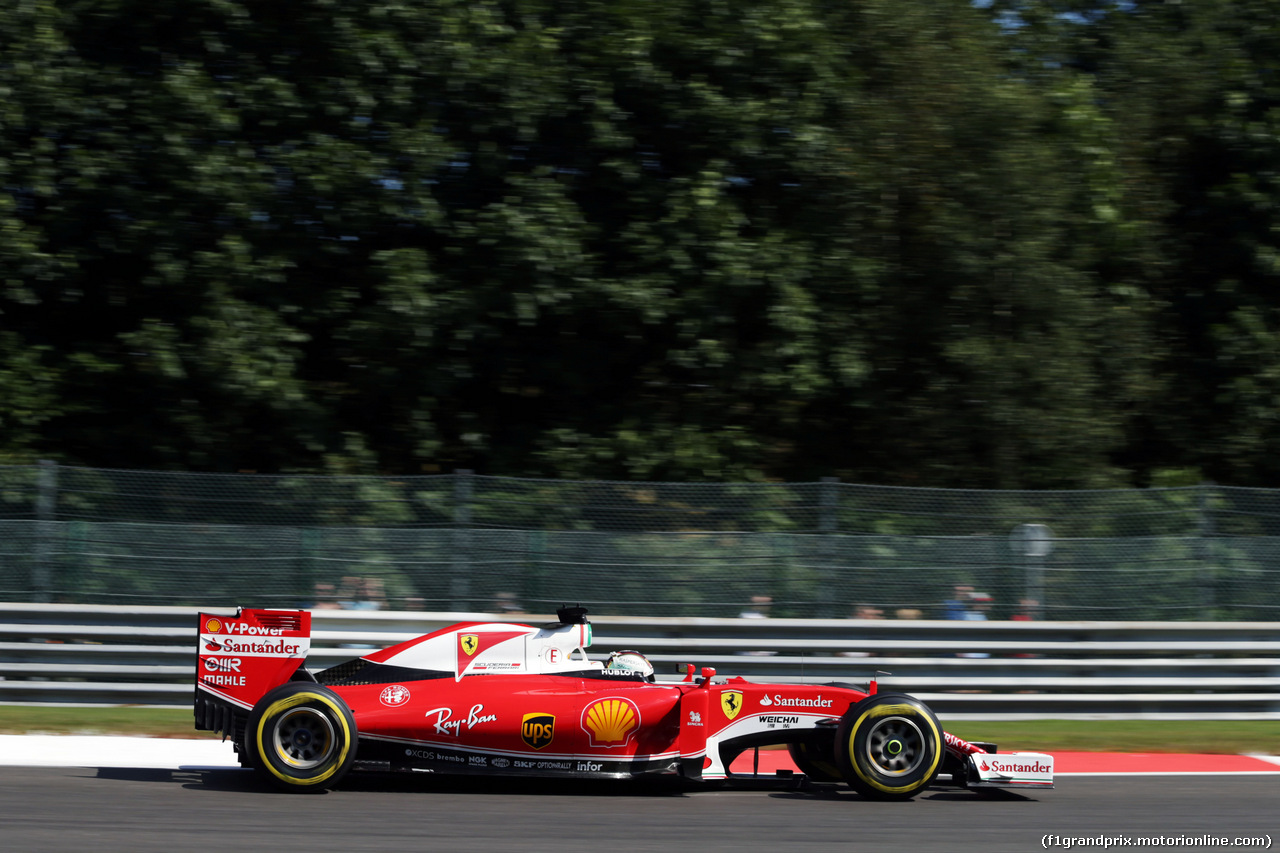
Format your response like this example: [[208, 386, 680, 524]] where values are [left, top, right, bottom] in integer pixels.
[[0, 706, 1277, 754], [0, 706, 217, 739], [950, 719, 1280, 755]]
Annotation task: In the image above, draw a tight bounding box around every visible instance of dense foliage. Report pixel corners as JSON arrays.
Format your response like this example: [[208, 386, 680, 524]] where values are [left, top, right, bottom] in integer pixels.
[[3, 0, 1279, 487]]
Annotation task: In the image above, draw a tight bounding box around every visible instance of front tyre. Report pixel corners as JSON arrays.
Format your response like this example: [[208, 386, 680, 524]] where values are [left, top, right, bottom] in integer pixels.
[[835, 692, 942, 800], [247, 683, 358, 792], [787, 740, 842, 783]]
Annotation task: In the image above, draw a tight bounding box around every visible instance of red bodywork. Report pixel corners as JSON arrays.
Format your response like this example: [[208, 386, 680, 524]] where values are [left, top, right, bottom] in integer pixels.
[[194, 607, 1024, 787]]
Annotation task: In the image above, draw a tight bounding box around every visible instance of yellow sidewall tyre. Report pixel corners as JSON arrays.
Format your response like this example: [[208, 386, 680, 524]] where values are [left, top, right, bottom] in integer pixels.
[[247, 683, 358, 793], [834, 693, 942, 800]]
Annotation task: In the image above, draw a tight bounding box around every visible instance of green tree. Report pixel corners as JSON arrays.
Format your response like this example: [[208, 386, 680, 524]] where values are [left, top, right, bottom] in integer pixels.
[[1, 0, 1273, 490], [1068, 0, 1280, 485]]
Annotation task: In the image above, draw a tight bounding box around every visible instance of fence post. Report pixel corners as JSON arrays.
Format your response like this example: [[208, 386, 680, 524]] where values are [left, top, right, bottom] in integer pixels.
[[819, 477, 838, 534], [299, 527, 320, 606], [526, 529, 546, 610], [1012, 523, 1052, 621], [33, 460, 58, 603], [1196, 483, 1216, 620], [451, 470, 474, 610], [816, 477, 839, 617]]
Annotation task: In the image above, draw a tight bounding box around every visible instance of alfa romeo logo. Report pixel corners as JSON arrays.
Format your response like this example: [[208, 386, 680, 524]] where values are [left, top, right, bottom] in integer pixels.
[[380, 685, 411, 707]]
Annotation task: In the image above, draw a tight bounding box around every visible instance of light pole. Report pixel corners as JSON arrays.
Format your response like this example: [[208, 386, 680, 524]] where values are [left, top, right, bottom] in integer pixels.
[[1010, 523, 1053, 620]]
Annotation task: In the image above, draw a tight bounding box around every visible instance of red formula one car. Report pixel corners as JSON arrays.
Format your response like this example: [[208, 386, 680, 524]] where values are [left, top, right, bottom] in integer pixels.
[[194, 606, 1054, 797]]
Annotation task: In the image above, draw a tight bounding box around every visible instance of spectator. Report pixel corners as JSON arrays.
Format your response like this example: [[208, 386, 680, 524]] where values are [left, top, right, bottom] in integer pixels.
[[310, 582, 341, 610], [364, 577, 387, 609], [942, 584, 974, 620], [959, 591, 992, 658], [841, 604, 884, 658], [1011, 598, 1039, 621], [738, 595, 775, 656], [739, 595, 773, 619], [492, 591, 526, 618], [1010, 598, 1041, 660], [338, 576, 385, 611], [965, 591, 993, 622]]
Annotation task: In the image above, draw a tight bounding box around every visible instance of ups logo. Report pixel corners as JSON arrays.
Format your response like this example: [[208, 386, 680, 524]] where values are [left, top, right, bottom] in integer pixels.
[[521, 713, 555, 750]]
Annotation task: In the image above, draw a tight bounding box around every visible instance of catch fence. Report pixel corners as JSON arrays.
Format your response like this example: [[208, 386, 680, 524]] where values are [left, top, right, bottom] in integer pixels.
[[1, 464, 1278, 620]]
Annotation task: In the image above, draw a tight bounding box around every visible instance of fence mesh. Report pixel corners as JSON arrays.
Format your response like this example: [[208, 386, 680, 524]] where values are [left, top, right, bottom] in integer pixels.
[[0, 464, 1276, 619]]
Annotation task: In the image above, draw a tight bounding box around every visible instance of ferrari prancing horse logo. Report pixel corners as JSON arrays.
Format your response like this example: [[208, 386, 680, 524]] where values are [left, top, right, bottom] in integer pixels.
[[721, 690, 743, 720], [460, 634, 479, 656]]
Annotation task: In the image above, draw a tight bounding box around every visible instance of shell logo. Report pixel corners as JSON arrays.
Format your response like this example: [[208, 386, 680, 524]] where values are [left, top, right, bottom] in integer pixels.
[[204, 618, 223, 634], [581, 697, 641, 748]]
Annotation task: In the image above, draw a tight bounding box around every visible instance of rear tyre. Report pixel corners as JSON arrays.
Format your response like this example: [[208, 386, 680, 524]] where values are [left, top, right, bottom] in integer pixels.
[[834, 692, 942, 800], [234, 734, 256, 769], [247, 683, 357, 792]]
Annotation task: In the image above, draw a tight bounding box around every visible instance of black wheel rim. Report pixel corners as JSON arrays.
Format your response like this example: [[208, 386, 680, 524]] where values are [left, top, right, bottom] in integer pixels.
[[862, 716, 926, 777], [272, 706, 337, 770]]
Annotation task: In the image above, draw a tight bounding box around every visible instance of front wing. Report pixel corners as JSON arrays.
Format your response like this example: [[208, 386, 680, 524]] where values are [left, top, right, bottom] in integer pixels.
[[963, 751, 1056, 789]]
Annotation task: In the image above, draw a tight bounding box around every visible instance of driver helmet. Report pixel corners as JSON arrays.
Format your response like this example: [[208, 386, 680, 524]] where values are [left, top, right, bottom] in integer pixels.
[[604, 650, 654, 680]]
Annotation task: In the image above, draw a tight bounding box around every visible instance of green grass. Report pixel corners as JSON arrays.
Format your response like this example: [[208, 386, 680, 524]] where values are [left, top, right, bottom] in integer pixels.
[[949, 719, 1280, 756], [0, 706, 217, 738], [1, 706, 1277, 754]]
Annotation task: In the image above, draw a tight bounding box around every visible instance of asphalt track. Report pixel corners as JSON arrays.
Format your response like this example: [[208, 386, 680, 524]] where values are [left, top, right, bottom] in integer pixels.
[[1, 739, 1277, 853]]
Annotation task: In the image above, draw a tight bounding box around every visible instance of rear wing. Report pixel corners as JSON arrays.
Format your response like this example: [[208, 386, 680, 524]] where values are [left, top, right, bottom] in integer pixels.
[[195, 608, 311, 722]]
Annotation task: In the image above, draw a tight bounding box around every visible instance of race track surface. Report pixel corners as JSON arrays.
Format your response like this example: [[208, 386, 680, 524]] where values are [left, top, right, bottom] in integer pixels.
[[1, 765, 1276, 853], [1, 738, 1276, 852]]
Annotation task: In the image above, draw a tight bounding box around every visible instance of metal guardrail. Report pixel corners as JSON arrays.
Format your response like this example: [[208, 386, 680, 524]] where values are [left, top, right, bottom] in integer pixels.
[[1, 604, 1277, 719]]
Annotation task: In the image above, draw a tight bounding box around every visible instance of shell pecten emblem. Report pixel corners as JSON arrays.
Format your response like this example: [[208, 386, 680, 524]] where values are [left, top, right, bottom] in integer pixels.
[[581, 697, 641, 747]]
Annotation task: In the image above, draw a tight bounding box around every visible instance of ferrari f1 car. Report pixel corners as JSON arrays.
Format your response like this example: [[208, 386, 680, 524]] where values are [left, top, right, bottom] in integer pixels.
[[194, 606, 1054, 797]]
